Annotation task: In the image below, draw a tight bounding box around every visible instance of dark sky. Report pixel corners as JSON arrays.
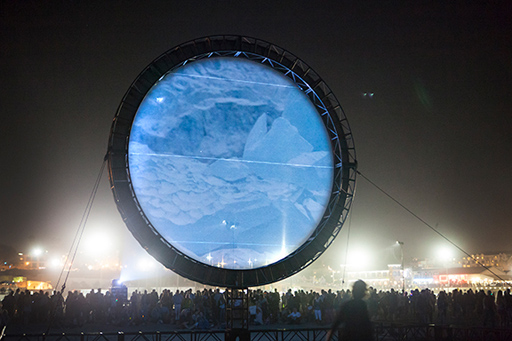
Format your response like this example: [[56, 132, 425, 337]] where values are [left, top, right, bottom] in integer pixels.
[[1, 1, 511, 269]]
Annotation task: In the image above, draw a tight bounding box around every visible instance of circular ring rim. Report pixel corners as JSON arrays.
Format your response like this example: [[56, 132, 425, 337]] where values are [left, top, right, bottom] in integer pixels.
[[107, 35, 357, 288]]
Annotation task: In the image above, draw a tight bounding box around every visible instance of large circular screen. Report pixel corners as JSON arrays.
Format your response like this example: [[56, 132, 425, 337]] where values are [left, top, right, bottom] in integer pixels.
[[108, 36, 356, 287], [129, 57, 333, 270]]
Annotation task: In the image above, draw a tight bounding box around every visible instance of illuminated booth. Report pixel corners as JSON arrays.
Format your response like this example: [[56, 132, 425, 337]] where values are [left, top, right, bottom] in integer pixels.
[[107, 36, 356, 289]]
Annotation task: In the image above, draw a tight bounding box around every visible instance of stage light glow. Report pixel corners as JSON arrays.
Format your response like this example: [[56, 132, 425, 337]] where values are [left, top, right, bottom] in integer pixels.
[[31, 248, 43, 257], [49, 257, 62, 268], [436, 245, 454, 262], [345, 246, 373, 269], [83, 231, 114, 256], [128, 57, 333, 270], [137, 258, 157, 271], [112, 279, 124, 287]]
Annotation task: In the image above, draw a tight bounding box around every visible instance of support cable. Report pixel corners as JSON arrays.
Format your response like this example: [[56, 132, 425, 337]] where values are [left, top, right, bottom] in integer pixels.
[[356, 170, 510, 283], [44, 154, 108, 337], [341, 210, 352, 286], [55, 155, 107, 292]]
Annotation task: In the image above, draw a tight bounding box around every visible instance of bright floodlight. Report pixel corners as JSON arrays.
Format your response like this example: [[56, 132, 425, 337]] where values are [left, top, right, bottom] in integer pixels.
[[49, 257, 62, 268], [437, 245, 454, 262], [345, 246, 373, 269], [31, 248, 43, 257], [108, 36, 357, 287], [83, 231, 113, 255]]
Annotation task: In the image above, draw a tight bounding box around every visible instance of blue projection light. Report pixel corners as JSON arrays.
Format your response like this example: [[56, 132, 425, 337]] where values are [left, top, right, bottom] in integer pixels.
[[108, 36, 356, 287], [129, 57, 333, 270]]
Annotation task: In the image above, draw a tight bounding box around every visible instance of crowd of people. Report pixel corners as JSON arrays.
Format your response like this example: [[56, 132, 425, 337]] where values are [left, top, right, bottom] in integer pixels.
[[2, 285, 512, 331]]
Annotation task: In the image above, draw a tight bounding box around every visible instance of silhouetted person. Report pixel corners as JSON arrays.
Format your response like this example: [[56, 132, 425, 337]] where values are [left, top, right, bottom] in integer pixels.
[[483, 290, 496, 327], [327, 280, 373, 341]]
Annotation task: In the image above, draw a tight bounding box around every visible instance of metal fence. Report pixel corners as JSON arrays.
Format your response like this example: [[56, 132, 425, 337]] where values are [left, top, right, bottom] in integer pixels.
[[0, 329, 330, 341], [3, 325, 512, 341], [374, 322, 512, 341]]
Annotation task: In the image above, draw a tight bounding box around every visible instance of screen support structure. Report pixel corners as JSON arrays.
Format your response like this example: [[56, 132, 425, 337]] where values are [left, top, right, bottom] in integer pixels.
[[108, 35, 357, 288], [225, 288, 250, 341]]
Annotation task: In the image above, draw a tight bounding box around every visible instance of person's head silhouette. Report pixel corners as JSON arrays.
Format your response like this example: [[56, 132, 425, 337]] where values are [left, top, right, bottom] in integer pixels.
[[352, 280, 367, 300]]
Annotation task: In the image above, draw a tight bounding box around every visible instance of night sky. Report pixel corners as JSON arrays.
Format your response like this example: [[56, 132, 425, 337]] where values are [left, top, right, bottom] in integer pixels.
[[1, 1, 511, 270]]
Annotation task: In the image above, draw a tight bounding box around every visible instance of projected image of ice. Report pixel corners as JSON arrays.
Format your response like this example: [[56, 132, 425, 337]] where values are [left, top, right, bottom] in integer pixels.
[[128, 57, 334, 269]]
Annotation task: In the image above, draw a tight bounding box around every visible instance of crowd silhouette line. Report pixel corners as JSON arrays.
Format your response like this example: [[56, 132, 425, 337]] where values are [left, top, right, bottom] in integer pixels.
[[2, 285, 512, 332]]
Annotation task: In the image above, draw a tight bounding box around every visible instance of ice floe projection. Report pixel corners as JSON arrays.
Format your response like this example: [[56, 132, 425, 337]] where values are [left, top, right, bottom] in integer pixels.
[[128, 57, 333, 269]]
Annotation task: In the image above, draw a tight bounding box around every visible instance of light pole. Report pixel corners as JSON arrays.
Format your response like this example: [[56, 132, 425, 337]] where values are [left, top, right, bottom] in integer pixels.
[[397, 241, 405, 293]]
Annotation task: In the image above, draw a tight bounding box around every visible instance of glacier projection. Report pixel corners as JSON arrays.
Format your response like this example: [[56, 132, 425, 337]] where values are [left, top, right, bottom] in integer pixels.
[[128, 57, 334, 269]]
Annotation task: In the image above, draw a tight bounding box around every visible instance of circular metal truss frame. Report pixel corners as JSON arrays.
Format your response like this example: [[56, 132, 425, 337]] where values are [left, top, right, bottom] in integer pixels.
[[107, 35, 357, 288]]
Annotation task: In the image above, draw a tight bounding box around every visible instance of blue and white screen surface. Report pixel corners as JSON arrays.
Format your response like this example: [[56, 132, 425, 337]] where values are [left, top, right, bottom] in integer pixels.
[[128, 57, 334, 270]]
